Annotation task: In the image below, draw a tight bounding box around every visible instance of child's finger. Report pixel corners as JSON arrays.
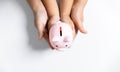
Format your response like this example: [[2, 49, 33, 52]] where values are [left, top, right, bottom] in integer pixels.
[[60, 16, 74, 30]]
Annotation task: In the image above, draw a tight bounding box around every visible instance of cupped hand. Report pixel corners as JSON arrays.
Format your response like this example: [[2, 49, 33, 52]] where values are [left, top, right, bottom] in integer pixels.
[[71, 0, 88, 34]]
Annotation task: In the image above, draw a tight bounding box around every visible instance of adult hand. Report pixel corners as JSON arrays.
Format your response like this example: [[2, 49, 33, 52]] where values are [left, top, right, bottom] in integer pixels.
[[27, 0, 54, 49], [71, 0, 88, 34], [27, 0, 48, 39]]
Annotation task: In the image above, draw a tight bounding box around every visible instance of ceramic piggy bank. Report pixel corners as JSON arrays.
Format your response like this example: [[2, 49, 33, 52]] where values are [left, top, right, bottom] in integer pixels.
[[49, 21, 74, 50]]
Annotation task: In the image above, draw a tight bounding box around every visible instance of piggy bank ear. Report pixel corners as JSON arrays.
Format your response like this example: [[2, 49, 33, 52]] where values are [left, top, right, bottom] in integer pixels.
[[52, 36, 60, 42]]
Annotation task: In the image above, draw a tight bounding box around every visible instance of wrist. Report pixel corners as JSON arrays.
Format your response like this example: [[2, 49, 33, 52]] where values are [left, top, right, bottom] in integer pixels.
[[60, 14, 70, 20]]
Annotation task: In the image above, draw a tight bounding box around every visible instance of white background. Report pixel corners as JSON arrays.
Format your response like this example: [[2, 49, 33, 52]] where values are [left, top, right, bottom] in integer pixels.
[[0, 0, 120, 72]]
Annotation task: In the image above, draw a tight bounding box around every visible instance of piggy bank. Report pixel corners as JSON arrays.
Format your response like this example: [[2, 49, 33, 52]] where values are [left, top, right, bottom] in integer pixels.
[[49, 21, 74, 51]]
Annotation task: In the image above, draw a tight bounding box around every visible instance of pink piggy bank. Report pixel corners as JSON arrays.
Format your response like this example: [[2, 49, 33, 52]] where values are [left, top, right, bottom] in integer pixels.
[[49, 21, 74, 50]]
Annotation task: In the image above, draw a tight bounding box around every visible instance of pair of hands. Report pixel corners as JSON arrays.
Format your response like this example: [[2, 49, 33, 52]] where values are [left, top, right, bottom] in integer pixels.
[[27, 0, 88, 49]]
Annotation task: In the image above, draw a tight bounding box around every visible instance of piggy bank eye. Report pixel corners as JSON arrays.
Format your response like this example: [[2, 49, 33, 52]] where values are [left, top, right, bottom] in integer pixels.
[[56, 45, 58, 47], [65, 45, 68, 47]]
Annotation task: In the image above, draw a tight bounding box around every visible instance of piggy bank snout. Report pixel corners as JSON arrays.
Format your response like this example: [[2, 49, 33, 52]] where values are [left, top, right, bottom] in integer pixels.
[[51, 36, 72, 49]]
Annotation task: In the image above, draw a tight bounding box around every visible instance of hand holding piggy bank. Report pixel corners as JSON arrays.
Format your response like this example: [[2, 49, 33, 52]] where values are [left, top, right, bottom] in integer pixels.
[[49, 21, 74, 51]]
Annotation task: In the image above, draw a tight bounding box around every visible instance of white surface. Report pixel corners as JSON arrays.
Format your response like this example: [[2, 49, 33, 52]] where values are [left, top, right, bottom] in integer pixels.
[[0, 0, 120, 72]]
